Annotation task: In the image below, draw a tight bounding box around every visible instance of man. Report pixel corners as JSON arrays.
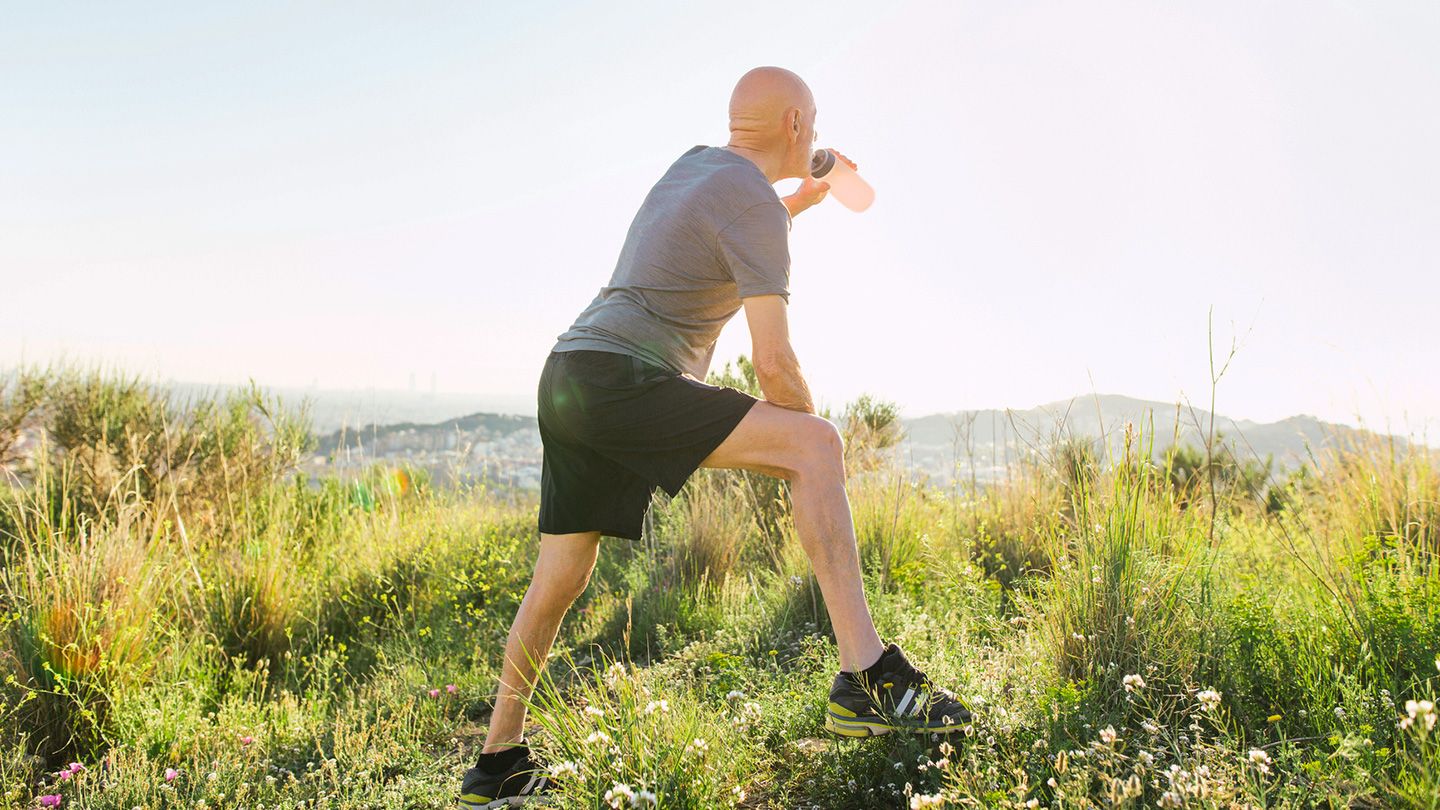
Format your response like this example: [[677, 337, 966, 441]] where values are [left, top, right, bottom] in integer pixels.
[[459, 66, 971, 808]]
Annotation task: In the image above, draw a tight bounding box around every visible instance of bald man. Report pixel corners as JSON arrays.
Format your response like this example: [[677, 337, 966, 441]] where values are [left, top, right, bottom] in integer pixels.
[[459, 67, 970, 808]]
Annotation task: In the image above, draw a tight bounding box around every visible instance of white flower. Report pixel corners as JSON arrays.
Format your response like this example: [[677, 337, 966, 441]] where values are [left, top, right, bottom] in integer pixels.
[[604, 662, 628, 687], [585, 731, 612, 746], [1123, 674, 1146, 692], [686, 737, 709, 755], [1099, 726, 1118, 745], [635, 788, 658, 807], [1247, 748, 1272, 775], [604, 782, 636, 808], [725, 690, 745, 702], [1142, 720, 1160, 734], [1401, 699, 1437, 731], [1138, 750, 1155, 767], [910, 793, 946, 809], [732, 785, 747, 803], [549, 760, 580, 779], [1196, 689, 1222, 711], [584, 705, 605, 718], [644, 699, 669, 715], [1159, 791, 1182, 808]]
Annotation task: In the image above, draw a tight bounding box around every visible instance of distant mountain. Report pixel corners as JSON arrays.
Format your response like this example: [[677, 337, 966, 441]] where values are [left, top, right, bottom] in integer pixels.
[[900, 393, 1387, 484]]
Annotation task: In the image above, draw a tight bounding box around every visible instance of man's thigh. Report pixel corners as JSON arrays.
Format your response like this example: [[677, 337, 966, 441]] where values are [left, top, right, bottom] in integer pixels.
[[698, 400, 836, 478]]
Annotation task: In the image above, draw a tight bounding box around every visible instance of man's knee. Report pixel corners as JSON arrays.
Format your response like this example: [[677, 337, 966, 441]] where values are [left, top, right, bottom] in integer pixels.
[[793, 416, 845, 480]]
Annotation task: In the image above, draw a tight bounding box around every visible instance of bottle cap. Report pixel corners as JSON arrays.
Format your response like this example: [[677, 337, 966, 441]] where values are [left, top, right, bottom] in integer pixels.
[[810, 149, 836, 179]]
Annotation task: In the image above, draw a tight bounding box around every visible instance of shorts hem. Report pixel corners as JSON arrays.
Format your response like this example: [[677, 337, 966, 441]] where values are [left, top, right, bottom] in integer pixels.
[[538, 522, 643, 541], [655, 394, 759, 497]]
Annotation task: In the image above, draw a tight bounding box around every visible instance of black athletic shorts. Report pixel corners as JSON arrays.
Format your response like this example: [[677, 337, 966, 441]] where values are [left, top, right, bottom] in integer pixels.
[[536, 349, 759, 541]]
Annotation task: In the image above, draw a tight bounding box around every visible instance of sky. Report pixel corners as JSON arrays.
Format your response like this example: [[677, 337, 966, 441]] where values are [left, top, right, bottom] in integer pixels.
[[3, 1, 1438, 433]]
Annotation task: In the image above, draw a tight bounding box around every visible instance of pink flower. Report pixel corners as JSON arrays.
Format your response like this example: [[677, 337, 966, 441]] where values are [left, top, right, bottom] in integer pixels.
[[54, 770, 72, 781], [428, 688, 440, 698], [66, 762, 84, 775], [445, 684, 458, 694], [164, 767, 179, 782], [240, 735, 254, 746], [38, 796, 62, 808]]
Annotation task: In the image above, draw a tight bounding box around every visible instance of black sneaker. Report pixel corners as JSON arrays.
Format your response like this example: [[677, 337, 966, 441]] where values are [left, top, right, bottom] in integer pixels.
[[458, 744, 550, 808], [825, 642, 972, 737]]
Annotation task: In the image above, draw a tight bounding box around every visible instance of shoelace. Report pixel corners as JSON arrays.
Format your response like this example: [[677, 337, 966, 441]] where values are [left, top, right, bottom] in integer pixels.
[[889, 658, 961, 709]]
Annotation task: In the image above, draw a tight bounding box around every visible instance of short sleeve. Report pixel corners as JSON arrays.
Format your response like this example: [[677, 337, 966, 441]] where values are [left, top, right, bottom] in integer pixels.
[[717, 201, 791, 300]]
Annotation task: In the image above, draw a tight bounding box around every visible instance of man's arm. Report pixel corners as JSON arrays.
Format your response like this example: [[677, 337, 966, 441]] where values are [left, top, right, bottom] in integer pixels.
[[742, 294, 815, 414]]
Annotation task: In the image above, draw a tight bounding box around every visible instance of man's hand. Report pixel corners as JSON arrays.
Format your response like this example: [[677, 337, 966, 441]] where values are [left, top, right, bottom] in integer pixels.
[[782, 149, 858, 218]]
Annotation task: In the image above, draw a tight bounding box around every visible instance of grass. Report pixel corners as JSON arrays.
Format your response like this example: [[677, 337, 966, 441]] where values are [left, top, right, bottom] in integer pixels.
[[1, 364, 1439, 808]]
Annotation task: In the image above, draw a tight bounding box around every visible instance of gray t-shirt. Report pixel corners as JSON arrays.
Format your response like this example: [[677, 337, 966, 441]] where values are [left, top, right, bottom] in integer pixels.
[[551, 145, 792, 380]]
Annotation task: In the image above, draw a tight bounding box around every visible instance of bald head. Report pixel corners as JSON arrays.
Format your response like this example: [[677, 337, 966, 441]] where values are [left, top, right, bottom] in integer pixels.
[[725, 67, 816, 182], [729, 67, 814, 149]]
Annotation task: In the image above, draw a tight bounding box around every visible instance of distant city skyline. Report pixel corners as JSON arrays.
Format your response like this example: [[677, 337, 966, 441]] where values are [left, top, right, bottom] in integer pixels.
[[4, 1, 1438, 435]]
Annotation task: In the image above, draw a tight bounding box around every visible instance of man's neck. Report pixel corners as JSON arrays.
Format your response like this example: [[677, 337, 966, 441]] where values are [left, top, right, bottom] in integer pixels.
[[721, 144, 782, 184]]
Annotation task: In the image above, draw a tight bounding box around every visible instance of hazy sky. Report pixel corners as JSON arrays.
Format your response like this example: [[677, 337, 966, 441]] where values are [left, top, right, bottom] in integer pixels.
[[4, 1, 1437, 432]]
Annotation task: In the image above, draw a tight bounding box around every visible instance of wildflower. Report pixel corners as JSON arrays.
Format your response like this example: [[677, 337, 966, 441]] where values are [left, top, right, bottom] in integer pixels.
[[604, 782, 636, 808], [445, 684, 458, 694], [1123, 674, 1145, 693], [66, 763, 84, 776], [910, 793, 945, 809], [636, 789, 658, 806], [1401, 699, 1437, 731], [584, 705, 605, 718], [644, 699, 669, 715], [1196, 689, 1222, 712], [1334, 706, 1346, 720], [164, 768, 180, 783], [584, 731, 612, 745], [938, 741, 955, 757], [548, 760, 580, 779], [732, 785, 747, 802], [686, 737, 709, 755], [38, 797, 62, 808], [240, 735, 254, 746], [604, 662, 627, 687], [1247, 748, 1272, 775], [428, 688, 440, 698], [1138, 750, 1155, 767], [725, 689, 745, 702], [1099, 726, 1118, 745], [1159, 791, 1182, 808]]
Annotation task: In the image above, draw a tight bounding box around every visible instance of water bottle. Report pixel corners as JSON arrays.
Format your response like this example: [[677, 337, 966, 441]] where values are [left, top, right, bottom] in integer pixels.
[[810, 148, 875, 212]]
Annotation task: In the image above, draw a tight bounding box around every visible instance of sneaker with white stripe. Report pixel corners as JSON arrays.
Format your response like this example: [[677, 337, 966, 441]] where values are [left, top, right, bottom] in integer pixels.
[[825, 643, 972, 738], [458, 744, 550, 809]]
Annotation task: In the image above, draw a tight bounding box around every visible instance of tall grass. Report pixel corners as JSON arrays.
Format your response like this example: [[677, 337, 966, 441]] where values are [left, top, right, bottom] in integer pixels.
[[2, 363, 1439, 808]]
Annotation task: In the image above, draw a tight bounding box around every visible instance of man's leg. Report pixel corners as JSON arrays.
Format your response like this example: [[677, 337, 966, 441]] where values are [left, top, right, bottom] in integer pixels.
[[482, 530, 601, 753], [699, 401, 884, 672]]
